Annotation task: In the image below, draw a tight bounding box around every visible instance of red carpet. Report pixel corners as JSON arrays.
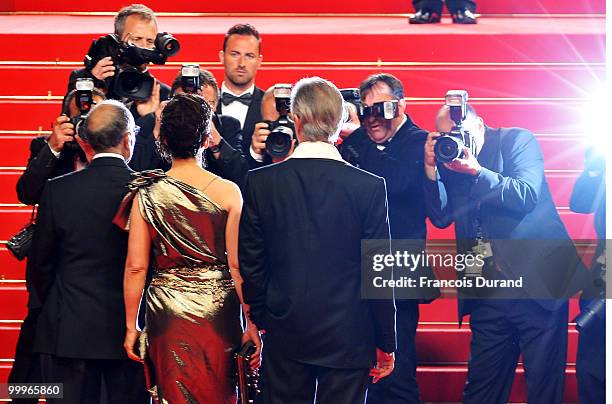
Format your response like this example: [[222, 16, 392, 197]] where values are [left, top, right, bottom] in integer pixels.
[[0, 4, 605, 402]]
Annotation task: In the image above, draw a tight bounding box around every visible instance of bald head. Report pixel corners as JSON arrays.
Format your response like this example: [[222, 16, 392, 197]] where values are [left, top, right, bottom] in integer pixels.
[[83, 100, 134, 153]]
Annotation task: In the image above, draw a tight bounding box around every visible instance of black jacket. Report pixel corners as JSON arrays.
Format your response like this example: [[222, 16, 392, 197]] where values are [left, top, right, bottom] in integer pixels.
[[239, 157, 396, 369], [340, 115, 429, 240], [424, 127, 588, 314], [205, 114, 248, 188], [31, 157, 133, 359], [217, 86, 265, 169], [16, 137, 80, 206]]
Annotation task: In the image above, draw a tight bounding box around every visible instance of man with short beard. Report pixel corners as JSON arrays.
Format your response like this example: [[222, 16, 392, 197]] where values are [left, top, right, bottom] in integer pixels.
[[217, 23, 265, 168]]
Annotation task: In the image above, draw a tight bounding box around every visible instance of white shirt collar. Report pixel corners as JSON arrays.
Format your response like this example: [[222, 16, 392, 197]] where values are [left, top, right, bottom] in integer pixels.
[[93, 152, 125, 161], [288, 141, 345, 162], [221, 82, 255, 97]]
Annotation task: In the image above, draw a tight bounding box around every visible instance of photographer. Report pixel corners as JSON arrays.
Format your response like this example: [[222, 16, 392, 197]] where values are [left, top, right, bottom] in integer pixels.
[[16, 87, 105, 206], [250, 85, 297, 165], [339, 73, 432, 404], [170, 66, 248, 187], [423, 98, 588, 403], [570, 147, 605, 404], [67, 4, 172, 172]]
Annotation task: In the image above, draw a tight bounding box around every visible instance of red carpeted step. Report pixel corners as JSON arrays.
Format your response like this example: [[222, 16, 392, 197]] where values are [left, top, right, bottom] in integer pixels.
[[0, 0, 604, 15], [0, 171, 21, 205], [416, 324, 578, 364], [0, 136, 37, 167], [0, 285, 28, 319], [0, 16, 604, 63], [0, 248, 26, 280], [417, 365, 579, 402], [0, 322, 20, 359], [0, 64, 605, 99], [0, 99, 594, 135]]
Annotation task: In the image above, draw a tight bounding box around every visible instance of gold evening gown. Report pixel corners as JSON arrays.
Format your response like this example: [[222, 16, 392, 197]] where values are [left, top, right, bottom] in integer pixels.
[[115, 170, 242, 404]]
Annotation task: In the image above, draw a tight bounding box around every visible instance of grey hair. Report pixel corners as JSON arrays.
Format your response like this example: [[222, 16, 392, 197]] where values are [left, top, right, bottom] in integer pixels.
[[82, 99, 134, 152], [114, 4, 157, 37], [290, 77, 346, 142]]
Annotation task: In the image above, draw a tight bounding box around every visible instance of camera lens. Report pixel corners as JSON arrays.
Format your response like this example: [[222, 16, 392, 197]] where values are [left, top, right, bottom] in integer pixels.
[[434, 136, 463, 163], [266, 126, 294, 159]]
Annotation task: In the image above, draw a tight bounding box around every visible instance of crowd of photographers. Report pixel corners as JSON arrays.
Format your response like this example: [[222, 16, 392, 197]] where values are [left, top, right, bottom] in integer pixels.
[[7, 3, 605, 404]]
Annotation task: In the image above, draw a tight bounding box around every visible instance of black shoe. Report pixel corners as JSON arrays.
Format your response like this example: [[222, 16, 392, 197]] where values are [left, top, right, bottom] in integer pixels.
[[409, 9, 441, 24], [452, 9, 477, 24]]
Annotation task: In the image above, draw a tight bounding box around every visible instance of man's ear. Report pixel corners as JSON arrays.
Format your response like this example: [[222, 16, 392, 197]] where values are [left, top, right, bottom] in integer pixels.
[[75, 135, 95, 162], [218, 50, 224, 64], [398, 98, 407, 115]]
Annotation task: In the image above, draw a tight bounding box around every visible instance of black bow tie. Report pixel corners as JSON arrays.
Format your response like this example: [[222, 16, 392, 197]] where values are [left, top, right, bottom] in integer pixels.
[[221, 92, 253, 106]]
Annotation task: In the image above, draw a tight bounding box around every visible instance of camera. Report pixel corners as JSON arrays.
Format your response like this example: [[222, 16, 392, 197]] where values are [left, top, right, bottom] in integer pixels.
[[359, 100, 400, 121], [181, 64, 201, 94], [84, 32, 180, 101], [265, 84, 296, 159], [62, 78, 95, 153], [434, 90, 476, 163]]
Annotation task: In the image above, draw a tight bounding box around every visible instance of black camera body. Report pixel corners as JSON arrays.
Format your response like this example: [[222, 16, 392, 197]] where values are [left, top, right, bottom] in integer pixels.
[[340, 88, 360, 111], [265, 84, 296, 159], [84, 32, 180, 101], [62, 78, 94, 155], [434, 90, 476, 163]]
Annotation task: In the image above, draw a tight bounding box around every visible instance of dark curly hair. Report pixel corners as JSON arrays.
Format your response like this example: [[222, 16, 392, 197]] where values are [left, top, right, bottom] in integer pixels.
[[158, 93, 212, 160]]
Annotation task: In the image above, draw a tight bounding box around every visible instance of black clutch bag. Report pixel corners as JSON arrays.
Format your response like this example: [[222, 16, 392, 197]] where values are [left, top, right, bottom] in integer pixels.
[[236, 341, 260, 404], [6, 207, 36, 261]]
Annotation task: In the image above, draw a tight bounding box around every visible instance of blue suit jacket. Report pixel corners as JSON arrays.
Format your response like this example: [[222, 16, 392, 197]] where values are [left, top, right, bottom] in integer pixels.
[[424, 126, 588, 316]]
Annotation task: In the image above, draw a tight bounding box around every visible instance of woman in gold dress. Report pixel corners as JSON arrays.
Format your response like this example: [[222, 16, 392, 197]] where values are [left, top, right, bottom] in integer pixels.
[[114, 93, 261, 403]]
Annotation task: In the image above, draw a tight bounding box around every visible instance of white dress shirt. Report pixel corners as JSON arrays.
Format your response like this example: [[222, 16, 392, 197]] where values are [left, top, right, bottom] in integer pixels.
[[220, 82, 255, 129]]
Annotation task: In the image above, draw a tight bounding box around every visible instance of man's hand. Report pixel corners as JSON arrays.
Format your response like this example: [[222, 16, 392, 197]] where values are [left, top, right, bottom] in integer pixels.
[[48, 115, 75, 153], [339, 103, 361, 139], [370, 348, 394, 383], [136, 80, 161, 117], [424, 132, 440, 181], [90, 56, 115, 81], [444, 147, 482, 177], [251, 122, 270, 156]]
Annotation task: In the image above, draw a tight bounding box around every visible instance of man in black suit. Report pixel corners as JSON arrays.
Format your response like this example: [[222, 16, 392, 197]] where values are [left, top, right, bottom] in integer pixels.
[[340, 73, 433, 404], [67, 4, 171, 172], [8, 89, 104, 404], [30, 100, 148, 404], [170, 67, 248, 187], [239, 77, 396, 404], [423, 103, 588, 403], [217, 23, 265, 169]]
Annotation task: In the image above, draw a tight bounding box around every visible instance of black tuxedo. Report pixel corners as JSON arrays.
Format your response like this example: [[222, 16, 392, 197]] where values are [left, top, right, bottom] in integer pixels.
[[424, 126, 588, 403], [217, 86, 265, 169], [30, 156, 147, 403], [205, 114, 248, 188], [239, 155, 396, 403]]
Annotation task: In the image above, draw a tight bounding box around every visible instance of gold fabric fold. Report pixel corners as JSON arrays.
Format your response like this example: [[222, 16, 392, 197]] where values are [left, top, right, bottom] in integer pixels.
[[116, 172, 241, 404]]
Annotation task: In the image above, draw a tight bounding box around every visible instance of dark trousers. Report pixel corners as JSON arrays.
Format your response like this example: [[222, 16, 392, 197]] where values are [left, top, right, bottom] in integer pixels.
[[262, 344, 370, 404], [8, 308, 42, 404], [413, 0, 477, 13], [576, 300, 605, 404], [463, 300, 568, 404], [39, 354, 149, 404], [366, 301, 420, 404]]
